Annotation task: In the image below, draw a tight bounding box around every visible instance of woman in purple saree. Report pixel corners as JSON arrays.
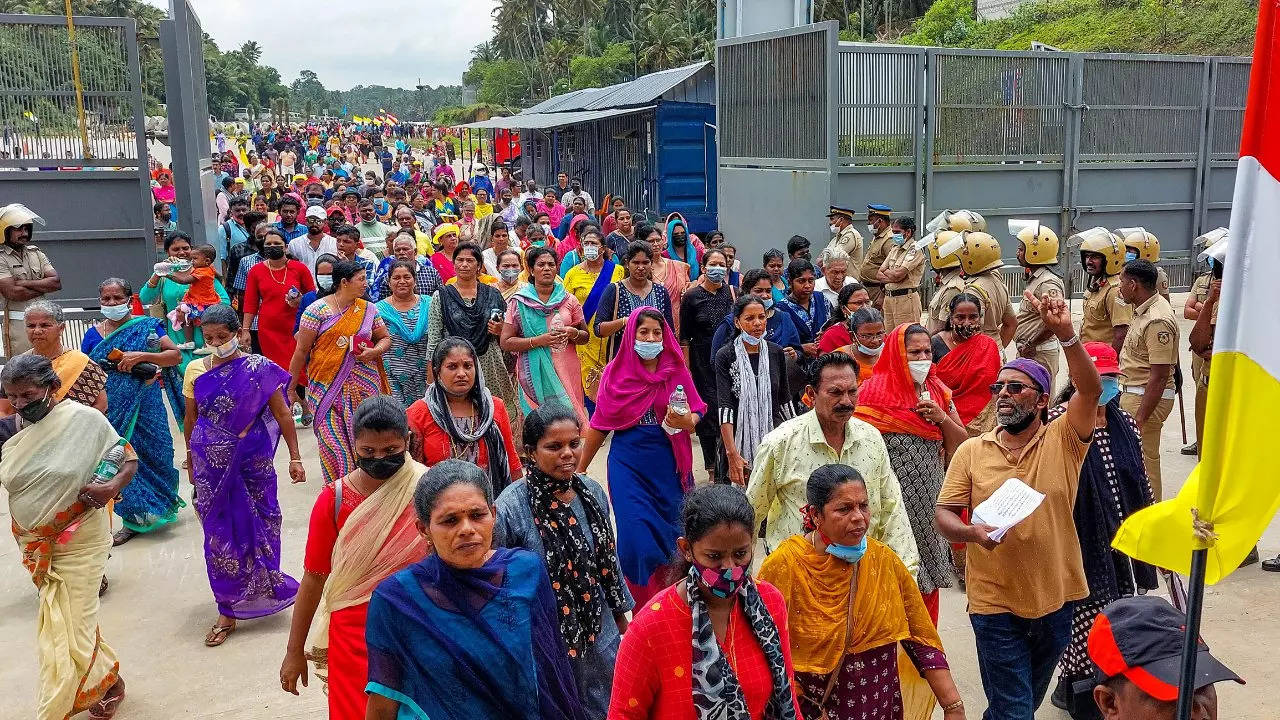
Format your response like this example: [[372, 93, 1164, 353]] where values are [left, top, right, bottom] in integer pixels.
[[182, 305, 307, 647]]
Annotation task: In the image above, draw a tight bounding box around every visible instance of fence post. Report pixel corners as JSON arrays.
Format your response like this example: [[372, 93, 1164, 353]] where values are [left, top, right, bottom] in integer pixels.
[[1193, 58, 1214, 240]]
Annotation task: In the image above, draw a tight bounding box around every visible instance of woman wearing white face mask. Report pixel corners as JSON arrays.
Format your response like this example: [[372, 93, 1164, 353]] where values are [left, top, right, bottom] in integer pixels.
[[562, 227, 624, 412], [182, 304, 305, 647], [83, 277, 184, 546], [833, 306, 887, 383], [854, 324, 966, 627], [715, 295, 797, 487], [578, 309, 705, 606]]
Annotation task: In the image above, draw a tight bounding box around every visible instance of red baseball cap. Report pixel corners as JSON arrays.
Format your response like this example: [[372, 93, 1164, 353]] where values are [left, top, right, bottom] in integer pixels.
[[1087, 596, 1242, 702], [1084, 341, 1121, 375]]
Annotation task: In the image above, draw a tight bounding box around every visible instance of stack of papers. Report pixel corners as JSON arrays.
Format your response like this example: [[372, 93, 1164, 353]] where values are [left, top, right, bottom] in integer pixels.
[[972, 477, 1045, 542]]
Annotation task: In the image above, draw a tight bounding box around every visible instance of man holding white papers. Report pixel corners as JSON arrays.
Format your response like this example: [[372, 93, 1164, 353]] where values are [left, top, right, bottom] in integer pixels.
[[935, 289, 1101, 720]]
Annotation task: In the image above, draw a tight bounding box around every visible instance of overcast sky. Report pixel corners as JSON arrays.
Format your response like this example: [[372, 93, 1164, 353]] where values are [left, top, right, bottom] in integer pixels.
[[141, 0, 498, 90]]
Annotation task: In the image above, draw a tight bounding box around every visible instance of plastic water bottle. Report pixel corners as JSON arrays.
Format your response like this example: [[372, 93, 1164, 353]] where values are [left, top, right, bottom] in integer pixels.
[[670, 385, 689, 415], [292, 402, 304, 426], [90, 439, 127, 484], [549, 313, 567, 352]]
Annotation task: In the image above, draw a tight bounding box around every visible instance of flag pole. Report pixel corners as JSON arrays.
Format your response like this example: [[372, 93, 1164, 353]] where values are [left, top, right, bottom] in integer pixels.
[[1175, 546, 1209, 720]]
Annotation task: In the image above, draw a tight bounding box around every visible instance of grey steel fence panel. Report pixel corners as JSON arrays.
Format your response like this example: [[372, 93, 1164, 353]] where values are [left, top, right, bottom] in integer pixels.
[[1078, 55, 1209, 162], [835, 45, 925, 167], [1208, 59, 1249, 160], [594, 111, 650, 220], [717, 23, 831, 164], [929, 49, 1071, 163]]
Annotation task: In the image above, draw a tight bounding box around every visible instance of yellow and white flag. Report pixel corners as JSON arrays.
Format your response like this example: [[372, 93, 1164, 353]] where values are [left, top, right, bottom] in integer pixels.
[[1112, 0, 1280, 583]]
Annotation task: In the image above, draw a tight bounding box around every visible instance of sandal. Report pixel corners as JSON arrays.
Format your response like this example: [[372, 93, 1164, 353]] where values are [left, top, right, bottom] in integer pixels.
[[99, 576, 108, 597], [88, 677, 125, 720], [111, 528, 137, 547], [204, 622, 236, 647]]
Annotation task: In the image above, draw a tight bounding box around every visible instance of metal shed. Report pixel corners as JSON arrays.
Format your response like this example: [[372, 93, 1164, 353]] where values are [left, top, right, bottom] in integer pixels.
[[463, 62, 719, 233]]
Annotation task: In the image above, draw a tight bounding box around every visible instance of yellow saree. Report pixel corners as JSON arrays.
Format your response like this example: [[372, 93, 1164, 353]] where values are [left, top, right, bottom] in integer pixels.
[[758, 535, 944, 720], [2, 400, 124, 720]]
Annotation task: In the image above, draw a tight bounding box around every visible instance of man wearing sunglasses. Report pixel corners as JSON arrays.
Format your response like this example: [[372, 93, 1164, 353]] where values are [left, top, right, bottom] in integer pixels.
[[935, 288, 1102, 720]]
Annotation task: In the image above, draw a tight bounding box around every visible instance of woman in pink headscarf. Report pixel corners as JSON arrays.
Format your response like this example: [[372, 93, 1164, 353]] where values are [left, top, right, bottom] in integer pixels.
[[577, 308, 705, 606]]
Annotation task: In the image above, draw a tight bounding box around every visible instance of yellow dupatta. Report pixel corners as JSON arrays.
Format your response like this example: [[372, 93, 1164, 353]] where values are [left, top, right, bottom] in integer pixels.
[[309, 458, 429, 677], [757, 534, 943, 676]]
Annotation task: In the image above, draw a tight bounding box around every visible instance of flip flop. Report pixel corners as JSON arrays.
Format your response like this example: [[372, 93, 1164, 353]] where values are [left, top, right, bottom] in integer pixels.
[[204, 623, 235, 647], [99, 576, 108, 597], [111, 529, 137, 547], [88, 678, 125, 720]]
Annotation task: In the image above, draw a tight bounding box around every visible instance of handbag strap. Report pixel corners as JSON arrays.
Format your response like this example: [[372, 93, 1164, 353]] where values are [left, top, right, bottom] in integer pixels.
[[333, 479, 343, 526], [819, 561, 860, 712]]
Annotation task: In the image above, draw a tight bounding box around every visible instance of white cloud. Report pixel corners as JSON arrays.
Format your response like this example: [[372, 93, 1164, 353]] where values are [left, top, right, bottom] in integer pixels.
[[140, 0, 497, 90]]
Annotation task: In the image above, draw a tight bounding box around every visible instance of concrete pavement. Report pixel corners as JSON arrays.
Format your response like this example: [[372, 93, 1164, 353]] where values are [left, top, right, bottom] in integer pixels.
[[1, 292, 1277, 718]]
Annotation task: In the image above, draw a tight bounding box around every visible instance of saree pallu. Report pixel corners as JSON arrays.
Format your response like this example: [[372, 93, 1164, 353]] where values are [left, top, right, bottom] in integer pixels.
[[564, 262, 621, 404], [302, 299, 390, 484], [46, 350, 107, 406], [190, 354, 298, 619], [932, 333, 1001, 427], [3, 401, 124, 720], [311, 459, 429, 720], [365, 548, 585, 720], [86, 316, 185, 533]]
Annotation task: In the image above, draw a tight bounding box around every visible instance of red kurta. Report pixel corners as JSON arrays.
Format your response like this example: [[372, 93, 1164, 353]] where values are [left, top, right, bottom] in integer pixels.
[[244, 260, 314, 370], [405, 396, 523, 475], [608, 581, 802, 720]]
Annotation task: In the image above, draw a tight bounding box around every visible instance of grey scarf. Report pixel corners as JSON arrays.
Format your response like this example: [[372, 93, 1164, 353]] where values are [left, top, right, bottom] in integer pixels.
[[733, 335, 774, 467]]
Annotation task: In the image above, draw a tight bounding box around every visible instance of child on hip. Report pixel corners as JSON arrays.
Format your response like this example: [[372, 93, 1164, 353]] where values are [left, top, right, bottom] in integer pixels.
[[166, 244, 223, 352]]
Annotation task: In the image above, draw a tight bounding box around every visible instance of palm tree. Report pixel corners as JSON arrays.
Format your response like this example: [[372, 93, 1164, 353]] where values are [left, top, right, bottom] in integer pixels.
[[238, 40, 261, 65]]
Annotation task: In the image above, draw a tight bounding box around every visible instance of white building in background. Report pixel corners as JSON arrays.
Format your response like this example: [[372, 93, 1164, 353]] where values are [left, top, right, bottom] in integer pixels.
[[977, 0, 1029, 19], [718, 0, 816, 39]]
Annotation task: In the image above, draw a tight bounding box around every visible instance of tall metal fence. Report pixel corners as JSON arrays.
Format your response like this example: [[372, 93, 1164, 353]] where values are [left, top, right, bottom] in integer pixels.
[[716, 21, 1250, 294], [0, 13, 151, 307]]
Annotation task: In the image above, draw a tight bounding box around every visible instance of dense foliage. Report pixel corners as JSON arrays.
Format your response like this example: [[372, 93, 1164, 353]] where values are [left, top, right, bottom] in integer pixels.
[[899, 0, 1257, 55], [2, 0, 459, 121]]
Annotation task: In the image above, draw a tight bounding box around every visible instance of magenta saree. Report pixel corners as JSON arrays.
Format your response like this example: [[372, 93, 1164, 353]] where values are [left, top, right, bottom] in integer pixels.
[[189, 354, 299, 618]]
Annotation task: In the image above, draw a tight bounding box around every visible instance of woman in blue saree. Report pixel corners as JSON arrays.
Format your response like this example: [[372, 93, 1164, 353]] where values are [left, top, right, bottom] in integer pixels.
[[182, 305, 306, 647], [375, 259, 431, 408], [83, 278, 185, 546], [364, 460, 586, 720]]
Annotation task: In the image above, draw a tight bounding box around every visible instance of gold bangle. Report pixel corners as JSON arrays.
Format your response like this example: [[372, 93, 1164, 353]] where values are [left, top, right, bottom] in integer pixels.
[[942, 699, 964, 712]]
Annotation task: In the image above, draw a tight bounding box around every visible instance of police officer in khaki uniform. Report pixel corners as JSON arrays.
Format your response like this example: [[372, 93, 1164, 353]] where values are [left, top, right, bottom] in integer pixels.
[[0, 203, 60, 357], [857, 203, 895, 306], [824, 205, 863, 272], [1010, 220, 1066, 392], [958, 230, 1016, 354], [876, 216, 926, 329], [1076, 227, 1132, 352], [1182, 228, 1227, 456], [1117, 259, 1177, 500], [1118, 227, 1170, 299], [925, 230, 967, 333]]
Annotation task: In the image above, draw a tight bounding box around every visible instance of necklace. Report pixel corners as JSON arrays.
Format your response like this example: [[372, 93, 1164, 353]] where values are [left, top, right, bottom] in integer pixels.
[[266, 262, 288, 286]]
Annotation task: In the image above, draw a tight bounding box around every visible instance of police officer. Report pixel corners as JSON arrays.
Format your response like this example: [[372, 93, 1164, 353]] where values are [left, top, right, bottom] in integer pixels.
[[1076, 227, 1131, 352], [877, 216, 925, 329], [0, 203, 60, 357], [1117, 259, 1177, 501], [925, 230, 966, 334], [824, 205, 863, 272], [1182, 228, 1226, 456], [958, 230, 1016, 354], [1011, 220, 1065, 392], [856, 203, 894, 306], [1118, 227, 1170, 299]]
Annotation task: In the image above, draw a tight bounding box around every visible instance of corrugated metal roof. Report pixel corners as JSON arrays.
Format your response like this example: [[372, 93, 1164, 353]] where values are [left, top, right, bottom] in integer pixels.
[[518, 61, 711, 114], [461, 105, 653, 130]]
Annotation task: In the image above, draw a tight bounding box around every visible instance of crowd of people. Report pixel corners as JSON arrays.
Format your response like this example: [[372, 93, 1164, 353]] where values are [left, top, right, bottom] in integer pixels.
[[0, 126, 1248, 720]]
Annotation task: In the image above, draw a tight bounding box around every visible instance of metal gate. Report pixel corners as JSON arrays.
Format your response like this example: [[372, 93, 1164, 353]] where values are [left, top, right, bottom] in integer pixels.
[[0, 13, 151, 306], [716, 22, 1250, 292], [716, 23, 835, 257]]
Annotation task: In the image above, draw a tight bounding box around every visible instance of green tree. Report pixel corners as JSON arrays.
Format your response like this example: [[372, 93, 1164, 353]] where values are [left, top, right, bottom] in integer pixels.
[[569, 43, 636, 89]]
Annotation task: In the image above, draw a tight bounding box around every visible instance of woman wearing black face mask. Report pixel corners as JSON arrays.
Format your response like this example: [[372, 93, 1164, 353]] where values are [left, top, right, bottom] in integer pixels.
[[0, 354, 136, 720], [932, 292, 1002, 437], [243, 227, 316, 377], [280, 395, 430, 720]]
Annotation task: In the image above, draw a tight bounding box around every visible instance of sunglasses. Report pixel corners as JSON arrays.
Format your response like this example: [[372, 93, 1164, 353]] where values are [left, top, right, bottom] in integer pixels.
[[989, 381, 1039, 395]]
